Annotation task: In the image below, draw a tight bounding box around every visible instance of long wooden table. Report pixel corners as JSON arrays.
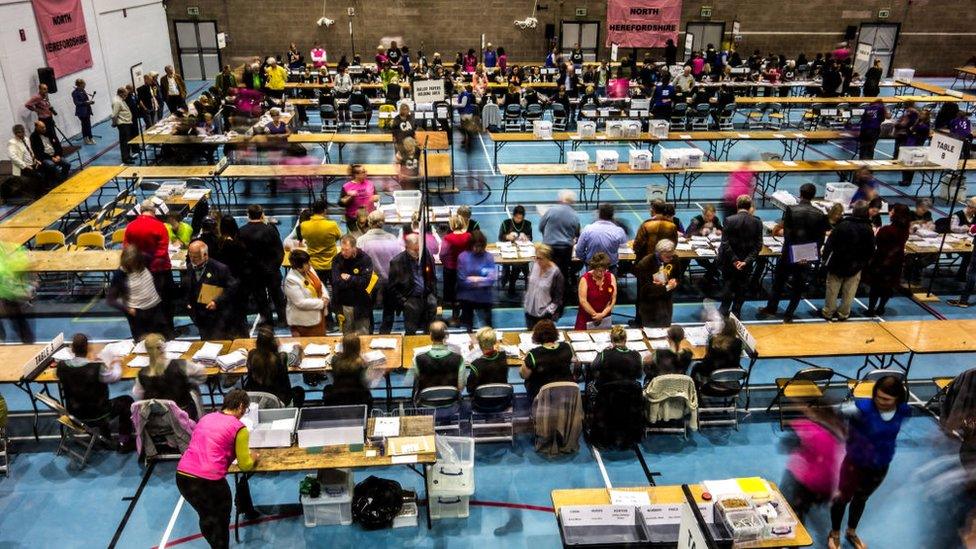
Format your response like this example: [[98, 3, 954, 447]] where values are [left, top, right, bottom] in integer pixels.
[[291, 130, 450, 161], [951, 67, 976, 92], [551, 481, 813, 548], [0, 167, 124, 237], [33, 340, 233, 383], [899, 79, 976, 103], [734, 94, 962, 108], [879, 319, 976, 376]]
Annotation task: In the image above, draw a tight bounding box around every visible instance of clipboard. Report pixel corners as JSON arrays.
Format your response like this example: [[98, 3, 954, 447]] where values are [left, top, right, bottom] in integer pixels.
[[197, 283, 224, 304]]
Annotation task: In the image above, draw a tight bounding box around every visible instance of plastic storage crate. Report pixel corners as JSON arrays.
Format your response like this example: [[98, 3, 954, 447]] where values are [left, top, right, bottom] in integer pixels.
[[429, 495, 470, 519], [393, 190, 422, 216], [427, 436, 475, 496], [300, 472, 354, 527]]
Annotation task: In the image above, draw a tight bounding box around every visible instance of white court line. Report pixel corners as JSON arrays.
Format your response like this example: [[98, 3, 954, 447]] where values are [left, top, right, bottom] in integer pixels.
[[477, 133, 496, 176], [159, 496, 186, 549]]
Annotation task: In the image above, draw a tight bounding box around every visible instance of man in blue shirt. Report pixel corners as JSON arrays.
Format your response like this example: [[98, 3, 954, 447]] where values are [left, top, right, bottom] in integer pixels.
[[540, 189, 581, 299], [859, 99, 889, 159], [483, 44, 497, 69], [576, 203, 627, 270]]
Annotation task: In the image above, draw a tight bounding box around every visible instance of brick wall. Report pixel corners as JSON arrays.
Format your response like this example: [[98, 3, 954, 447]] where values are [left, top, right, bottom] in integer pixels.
[[162, 0, 976, 75]]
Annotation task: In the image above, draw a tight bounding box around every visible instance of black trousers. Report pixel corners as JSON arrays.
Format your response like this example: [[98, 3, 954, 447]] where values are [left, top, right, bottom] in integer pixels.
[[251, 269, 286, 325], [830, 458, 889, 531], [87, 395, 135, 440], [176, 473, 232, 549], [720, 263, 752, 317], [126, 303, 170, 341], [151, 270, 176, 336], [859, 128, 880, 160], [550, 244, 575, 302], [117, 123, 136, 162], [401, 293, 437, 335], [765, 258, 814, 315], [459, 300, 492, 332], [0, 299, 34, 343], [165, 96, 187, 115], [502, 263, 529, 293], [78, 116, 92, 139]]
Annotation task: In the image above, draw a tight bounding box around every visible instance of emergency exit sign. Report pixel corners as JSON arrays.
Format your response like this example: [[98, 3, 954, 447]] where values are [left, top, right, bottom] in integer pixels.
[[186, 6, 199, 15], [575, 8, 587, 16]]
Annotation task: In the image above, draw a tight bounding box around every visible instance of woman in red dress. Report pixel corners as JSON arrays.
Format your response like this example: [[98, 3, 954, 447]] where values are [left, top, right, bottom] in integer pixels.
[[575, 252, 617, 330]]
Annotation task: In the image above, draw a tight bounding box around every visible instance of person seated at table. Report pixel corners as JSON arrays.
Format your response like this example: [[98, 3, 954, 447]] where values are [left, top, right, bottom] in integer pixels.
[[412, 320, 466, 398], [132, 333, 204, 419], [687, 204, 723, 236], [909, 197, 934, 231], [498, 204, 533, 297], [690, 319, 742, 388], [166, 212, 193, 248], [575, 253, 617, 330], [465, 327, 509, 395], [56, 333, 135, 452], [29, 120, 70, 184], [264, 108, 290, 136], [520, 319, 575, 402], [644, 325, 694, 383], [348, 85, 373, 125], [586, 325, 641, 390], [321, 333, 375, 408], [243, 325, 305, 407]]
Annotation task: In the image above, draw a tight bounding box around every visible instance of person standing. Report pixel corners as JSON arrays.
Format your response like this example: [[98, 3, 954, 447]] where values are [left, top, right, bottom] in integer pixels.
[[331, 235, 375, 334], [176, 389, 257, 549], [758, 183, 829, 321], [635, 239, 683, 328], [664, 39, 678, 67], [862, 59, 883, 97], [575, 253, 617, 330], [124, 198, 173, 328], [439, 215, 473, 325], [72, 79, 95, 145], [184, 241, 239, 339], [863, 204, 911, 317], [827, 376, 909, 549], [24, 84, 57, 138], [136, 74, 161, 128], [717, 195, 762, 317], [539, 190, 581, 298], [111, 87, 136, 164], [105, 246, 170, 341], [214, 65, 237, 100], [283, 249, 329, 336], [633, 200, 679, 263], [386, 233, 437, 335], [160, 65, 187, 114], [858, 99, 889, 160], [821, 200, 876, 321], [338, 164, 380, 230], [239, 205, 286, 326], [300, 200, 342, 289], [28, 121, 70, 183], [576, 203, 627, 270], [456, 231, 496, 332], [263, 57, 287, 100], [357, 211, 404, 334]]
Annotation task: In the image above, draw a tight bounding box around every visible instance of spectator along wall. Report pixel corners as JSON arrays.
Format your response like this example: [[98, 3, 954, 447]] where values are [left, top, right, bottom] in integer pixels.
[[0, 0, 172, 161], [163, 0, 974, 75]]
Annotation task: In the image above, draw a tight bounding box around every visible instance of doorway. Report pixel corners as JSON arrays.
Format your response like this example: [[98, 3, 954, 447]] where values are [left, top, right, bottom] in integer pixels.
[[684, 22, 725, 60], [561, 21, 600, 62], [174, 20, 221, 80], [854, 23, 900, 77]]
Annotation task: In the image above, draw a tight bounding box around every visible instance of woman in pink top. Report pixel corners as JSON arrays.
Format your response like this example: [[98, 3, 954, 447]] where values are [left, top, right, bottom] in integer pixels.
[[176, 390, 257, 549], [338, 163, 379, 229], [782, 406, 845, 522], [722, 163, 756, 218], [690, 53, 705, 77]]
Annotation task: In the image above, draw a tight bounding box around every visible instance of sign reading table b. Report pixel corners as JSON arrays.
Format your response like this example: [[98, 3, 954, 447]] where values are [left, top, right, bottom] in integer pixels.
[[606, 0, 683, 48], [32, 0, 94, 76], [928, 132, 964, 170]]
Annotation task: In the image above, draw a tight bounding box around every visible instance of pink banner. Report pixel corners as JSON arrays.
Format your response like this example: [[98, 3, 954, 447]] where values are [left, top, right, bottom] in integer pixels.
[[606, 0, 683, 49], [32, 0, 93, 77]]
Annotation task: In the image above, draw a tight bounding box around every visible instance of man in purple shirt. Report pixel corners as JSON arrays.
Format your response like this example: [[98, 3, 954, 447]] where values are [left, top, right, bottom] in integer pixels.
[[357, 211, 404, 334], [858, 99, 888, 159], [948, 110, 973, 159], [576, 203, 627, 270]]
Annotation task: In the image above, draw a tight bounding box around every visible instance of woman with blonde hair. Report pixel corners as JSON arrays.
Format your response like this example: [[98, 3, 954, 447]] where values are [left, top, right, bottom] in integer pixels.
[[132, 333, 205, 419], [524, 244, 564, 329]]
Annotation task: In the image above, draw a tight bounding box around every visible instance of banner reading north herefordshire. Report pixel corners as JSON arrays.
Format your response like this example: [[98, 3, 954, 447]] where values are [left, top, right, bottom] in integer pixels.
[[32, 0, 93, 77], [606, 0, 683, 48]]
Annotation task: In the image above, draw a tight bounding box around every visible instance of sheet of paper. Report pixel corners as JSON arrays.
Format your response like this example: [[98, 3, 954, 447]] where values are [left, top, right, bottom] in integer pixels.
[[128, 355, 150, 367], [269, 418, 296, 430], [165, 340, 192, 354], [772, 133, 786, 138], [568, 331, 592, 342], [560, 505, 636, 527], [782, 160, 798, 167], [679, 134, 692, 139], [303, 343, 332, 355], [591, 331, 612, 343], [610, 490, 651, 506], [644, 327, 668, 339], [519, 332, 535, 346], [52, 347, 74, 361], [194, 342, 223, 360], [789, 242, 819, 263], [571, 341, 599, 352], [299, 357, 328, 370], [133, 340, 147, 354], [649, 339, 670, 350], [369, 338, 398, 350], [373, 416, 401, 438], [391, 454, 418, 464], [625, 329, 644, 341], [575, 351, 598, 363], [702, 479, 744, 497], [626, 341, 647, 352]]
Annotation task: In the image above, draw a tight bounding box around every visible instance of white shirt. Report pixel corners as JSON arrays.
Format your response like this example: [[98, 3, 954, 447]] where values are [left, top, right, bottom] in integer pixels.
[[40, 135, 54, 156], [126, 268, 161, 309], [112, 96, 133, 125], [335, 73, 353, 94], [7, 137, 34, 176], [167, 77, 179, 95]]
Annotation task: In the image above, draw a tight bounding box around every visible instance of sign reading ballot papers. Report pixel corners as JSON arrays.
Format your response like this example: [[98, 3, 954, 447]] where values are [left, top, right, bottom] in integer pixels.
[[928, 132, 963, 170], [412, 79, 446, 103]]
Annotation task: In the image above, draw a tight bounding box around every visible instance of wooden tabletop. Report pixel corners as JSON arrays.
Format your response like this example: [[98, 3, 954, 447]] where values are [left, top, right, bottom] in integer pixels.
[[0, 193, 92, 229], [291, 130, 449, 149], [551, 481, 812, 548], [735, 95, 960, 105], [229, 334, 404, 371], [747, 322, 908, 359], [0, 227, 41, 246], [956, 66, 976, 76], [117, 166, 221, 179], [880, 320, 976, 354], [26, 250, 121, 272], [230, 415, 436, 473], [220, 154, 450, 179], [898, 80, 976, 102], [0, 344, 49, 383]]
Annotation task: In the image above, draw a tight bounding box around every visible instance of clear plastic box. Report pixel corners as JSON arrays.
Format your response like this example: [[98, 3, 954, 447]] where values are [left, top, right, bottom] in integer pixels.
[[429, 495, 470, 519], [300, 472, 354, 527], [393, 501, 419, 528], [427, 436, 475, 496], [393, 190, 422, 216], [723, 509, 765, 543]]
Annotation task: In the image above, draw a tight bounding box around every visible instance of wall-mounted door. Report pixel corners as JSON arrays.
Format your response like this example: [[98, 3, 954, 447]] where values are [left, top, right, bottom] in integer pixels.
[[685, 22, 725, 60], [174, 20, 221, 80], [855, 23, 900, 77], [561, 21, 600, 62]]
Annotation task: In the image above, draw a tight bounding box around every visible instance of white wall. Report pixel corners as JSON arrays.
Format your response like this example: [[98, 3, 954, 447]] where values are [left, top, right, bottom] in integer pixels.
[[0, 0, 172, 160]]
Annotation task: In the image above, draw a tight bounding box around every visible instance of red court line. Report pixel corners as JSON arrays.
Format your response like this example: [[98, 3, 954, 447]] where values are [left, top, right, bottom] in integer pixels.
[[153, 499, 553, 548]]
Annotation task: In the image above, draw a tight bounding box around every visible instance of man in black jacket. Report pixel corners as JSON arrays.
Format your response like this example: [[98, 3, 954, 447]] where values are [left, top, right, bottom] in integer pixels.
[[386, 233, 437, 335], [29, 121, 70, 183], [758, 183, 829, 322], [238, 205, 286, 326], [332, 234, 375, 334], [822, 200, 876, 321], [184, 240, 239, 339], [718, 195, 763, 317]]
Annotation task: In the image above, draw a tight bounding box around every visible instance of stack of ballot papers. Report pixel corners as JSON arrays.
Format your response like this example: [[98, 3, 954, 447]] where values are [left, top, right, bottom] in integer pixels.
[[684, 326, 710, 347], [571, 340, 600, 352], [303, 343, 332, 355], [192, 342, 224, 365], [500, 344, 521, 357], [567, 332, 592, 342], [216, 349, 247, 372], [369, 338, 398, 350], [299, 357, 328, 370], [363, 350, 387, 367]]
